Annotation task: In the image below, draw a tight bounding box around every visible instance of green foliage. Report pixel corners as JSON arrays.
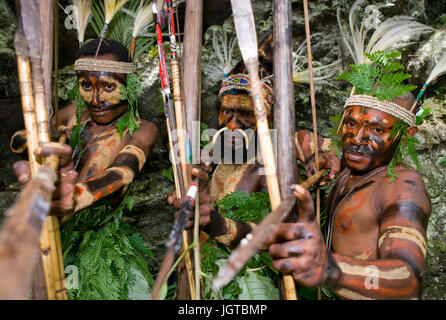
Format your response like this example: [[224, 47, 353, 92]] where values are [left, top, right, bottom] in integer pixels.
[[416, 107, 433, 126], [298, 286, 338, 300], [200, 122, 210, 148], [327, 114, 343, 157], [117, 73, 143, 138], [61, 195, 154, 300], [214, 191, 272, 223], [386, 120, 420, 182], [162, 167, 174, 182], [337, 51, 417, 101], [201, 191, 279, 300], [237, 272, 279, 300]]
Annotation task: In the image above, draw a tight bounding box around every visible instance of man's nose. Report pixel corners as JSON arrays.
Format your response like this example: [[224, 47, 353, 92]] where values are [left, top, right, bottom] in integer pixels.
[[91, 88, 103, 106], [226, 116, 240, 130], [353, 126, 368, 144]]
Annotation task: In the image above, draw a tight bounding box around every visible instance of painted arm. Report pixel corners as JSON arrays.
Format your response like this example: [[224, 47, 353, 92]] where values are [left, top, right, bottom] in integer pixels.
[[331, 171, 430, 299], [73, 144, 146, 211], [73, 121, 158, 212], [267, 169, 431, 299]]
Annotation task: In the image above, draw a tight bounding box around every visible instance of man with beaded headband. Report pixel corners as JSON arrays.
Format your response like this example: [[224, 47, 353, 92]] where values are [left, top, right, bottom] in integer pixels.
[[265, 51, 432, 299], [12, 38, 158, 299]]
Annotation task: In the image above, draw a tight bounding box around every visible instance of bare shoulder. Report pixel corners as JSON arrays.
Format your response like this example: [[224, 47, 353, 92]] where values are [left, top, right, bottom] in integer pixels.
[[55, 103, 76, 127], [379, 165, 431, 218], [134, 120, 158, 142], [128, 120, 158, 156]]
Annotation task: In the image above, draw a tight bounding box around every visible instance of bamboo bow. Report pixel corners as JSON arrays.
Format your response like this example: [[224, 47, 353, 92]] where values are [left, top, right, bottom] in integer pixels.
[[14, 0, 67, 300]]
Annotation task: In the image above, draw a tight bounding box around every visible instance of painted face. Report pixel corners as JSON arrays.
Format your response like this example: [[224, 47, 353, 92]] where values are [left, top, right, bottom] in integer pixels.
[[217, 94, 257, 152], [341, 106, 399, 173], [218, 94, 256, 130], [77, 70, 128, 125]]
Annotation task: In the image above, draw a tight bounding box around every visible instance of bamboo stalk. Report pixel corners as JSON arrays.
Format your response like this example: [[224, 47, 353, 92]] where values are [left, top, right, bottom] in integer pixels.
[[273, 0, 299, 300], [53, 2, 59, 127], [15, 35, 40, 175], [303, 0, 322, 301], [171, 59, 190, 188], [181, 0, 203, 300], [18, 0, 67, 300]]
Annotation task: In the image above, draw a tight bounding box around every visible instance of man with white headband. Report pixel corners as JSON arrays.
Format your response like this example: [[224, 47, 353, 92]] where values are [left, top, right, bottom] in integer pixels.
[[13, 38, 158, 299], [266, 52, 432, 299]]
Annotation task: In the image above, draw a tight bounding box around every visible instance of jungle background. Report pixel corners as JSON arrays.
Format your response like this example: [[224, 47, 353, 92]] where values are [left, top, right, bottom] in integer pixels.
[[0, 0, 445, 299]]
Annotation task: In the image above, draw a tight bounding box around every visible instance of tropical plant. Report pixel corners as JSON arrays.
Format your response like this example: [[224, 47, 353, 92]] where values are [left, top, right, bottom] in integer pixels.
[[337, 0, 433, 65]]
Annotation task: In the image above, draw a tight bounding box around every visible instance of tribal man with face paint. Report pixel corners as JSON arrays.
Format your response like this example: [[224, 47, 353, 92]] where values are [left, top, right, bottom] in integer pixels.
[[266, 93, 431, 299], [12, 39, 158, 299], [168, 72, 340, 249], [14, 38, 158, 217]]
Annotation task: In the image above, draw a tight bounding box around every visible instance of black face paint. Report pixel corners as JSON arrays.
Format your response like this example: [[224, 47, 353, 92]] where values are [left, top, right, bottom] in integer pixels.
[[86, 100, 127, 112], [78, 70, 128, 111], [218, 113, 250, 131]]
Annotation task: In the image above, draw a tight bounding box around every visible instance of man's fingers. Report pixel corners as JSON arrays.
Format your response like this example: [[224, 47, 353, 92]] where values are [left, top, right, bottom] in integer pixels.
[[34, 142, 73, 167], [191, 167, 209, 182], [269, 240, 305, 259], [13, 160, 31, 184], [291, 184, 315, 222], [270, 258, 297, 274], [200, 160, 212, 173], [167, 193, 182, 209], [271, 257, 311, 275], [265, 223, 308, 245], [60, 168, 78, 184]]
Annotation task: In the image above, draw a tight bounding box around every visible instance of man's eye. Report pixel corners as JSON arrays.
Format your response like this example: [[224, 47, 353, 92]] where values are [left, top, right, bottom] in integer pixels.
[[105, 84, 115, 91], [373, 127, 384, 134], [346, 121, 356, 128], [81, 82, 92, 90]]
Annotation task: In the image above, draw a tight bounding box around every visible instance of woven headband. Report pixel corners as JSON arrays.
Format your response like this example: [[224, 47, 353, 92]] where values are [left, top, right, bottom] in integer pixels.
[[218, 73, 274, 114], [74, 58, 134, 74], [344, 94, 416, 127]]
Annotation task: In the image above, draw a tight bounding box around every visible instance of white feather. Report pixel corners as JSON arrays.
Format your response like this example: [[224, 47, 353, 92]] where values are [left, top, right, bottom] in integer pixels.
[[338, 0, 433, 65], [202, 26, 239, 82], [104, 0, 129, 24], [62, 0, 92, 45], [426, 51, 446, 85], [292, 37, 341, 85], [122, 1, 160, 38], [366, 16, 434, 57]]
